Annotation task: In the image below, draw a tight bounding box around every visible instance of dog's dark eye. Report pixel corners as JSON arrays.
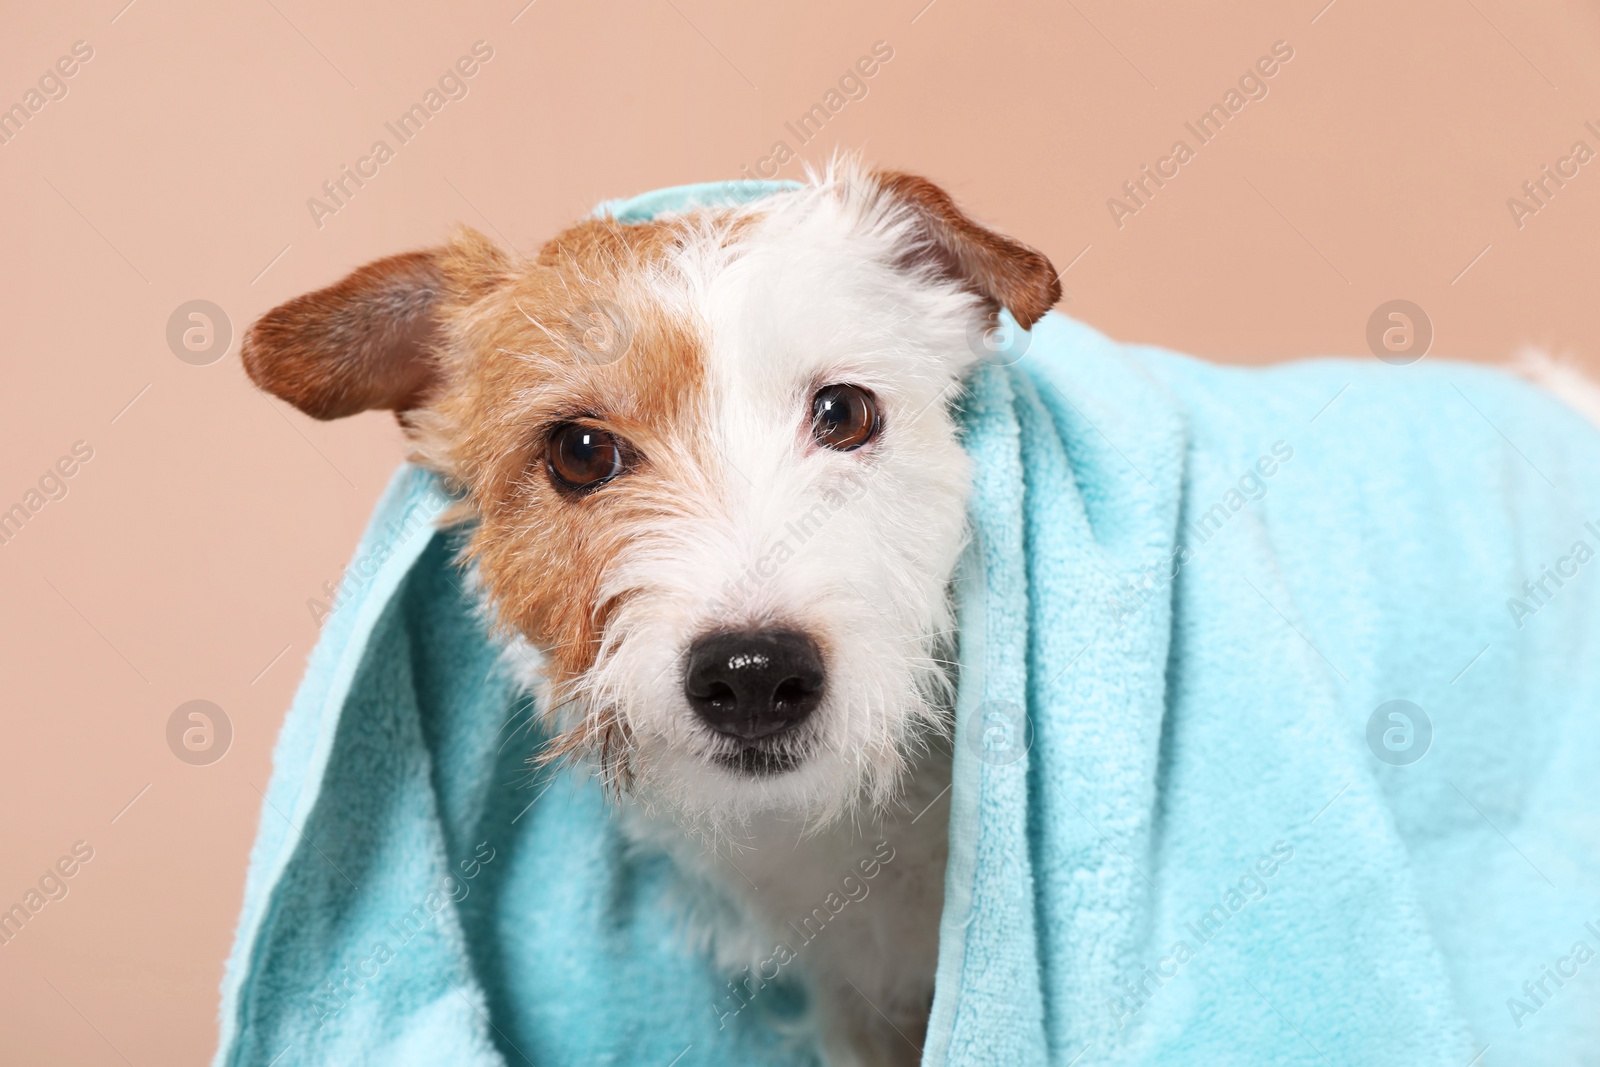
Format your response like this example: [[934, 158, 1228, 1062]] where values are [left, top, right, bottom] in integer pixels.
[[811, 384, 879, 451], [547, 423, 624, 492]]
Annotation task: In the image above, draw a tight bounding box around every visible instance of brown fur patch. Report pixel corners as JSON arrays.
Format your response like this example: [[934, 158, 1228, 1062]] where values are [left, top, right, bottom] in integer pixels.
[[244, 211, 748, 763], [243, 250, 457, 419], [873, 170, 1061, 329], [408, 214, 737, 723]]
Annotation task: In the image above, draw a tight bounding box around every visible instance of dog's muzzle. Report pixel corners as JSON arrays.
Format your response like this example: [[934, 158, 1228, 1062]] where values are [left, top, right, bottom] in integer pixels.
[[683, 629, 823, 744]]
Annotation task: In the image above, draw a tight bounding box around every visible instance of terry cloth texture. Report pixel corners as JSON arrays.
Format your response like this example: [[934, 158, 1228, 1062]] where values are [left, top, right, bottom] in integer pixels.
[[216, 180, 1600, 1066]]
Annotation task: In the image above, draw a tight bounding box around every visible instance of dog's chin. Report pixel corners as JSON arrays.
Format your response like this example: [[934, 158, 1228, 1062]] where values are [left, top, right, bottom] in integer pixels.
[[711, 742, 807, 779], [623, 727, 899, 834], [701, 718, 819, 779]]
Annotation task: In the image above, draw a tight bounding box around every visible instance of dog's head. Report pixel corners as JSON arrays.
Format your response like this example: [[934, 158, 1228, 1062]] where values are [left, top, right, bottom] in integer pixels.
[[245, 162, 1057, 830]]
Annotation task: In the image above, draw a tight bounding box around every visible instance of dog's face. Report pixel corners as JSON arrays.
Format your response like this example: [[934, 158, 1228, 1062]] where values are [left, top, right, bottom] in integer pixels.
[[245, 164, 1057, 830]]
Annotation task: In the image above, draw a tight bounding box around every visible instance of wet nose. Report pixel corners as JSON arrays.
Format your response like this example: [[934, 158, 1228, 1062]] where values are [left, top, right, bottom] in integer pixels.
[[683, 630, 824, 741]]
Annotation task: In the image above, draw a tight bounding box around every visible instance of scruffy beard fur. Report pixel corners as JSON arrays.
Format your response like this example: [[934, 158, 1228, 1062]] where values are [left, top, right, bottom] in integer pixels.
[[242, 156, 1064, 1065]]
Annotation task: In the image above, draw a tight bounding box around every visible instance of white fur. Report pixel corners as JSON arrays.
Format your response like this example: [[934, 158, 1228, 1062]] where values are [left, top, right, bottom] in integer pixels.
[[576, 168, 983, 835], [497, 161, 985, 1062]]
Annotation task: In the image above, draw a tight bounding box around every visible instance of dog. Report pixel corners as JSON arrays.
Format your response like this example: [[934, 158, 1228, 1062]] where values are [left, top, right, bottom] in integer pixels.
[[241, 159, 1599, 1066]]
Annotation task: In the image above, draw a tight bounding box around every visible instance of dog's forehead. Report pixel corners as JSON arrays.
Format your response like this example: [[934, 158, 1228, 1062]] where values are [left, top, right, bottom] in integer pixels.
[[695, 200, 913, 380], [491, 199, 902, 425], [459, 215, 718, 436]]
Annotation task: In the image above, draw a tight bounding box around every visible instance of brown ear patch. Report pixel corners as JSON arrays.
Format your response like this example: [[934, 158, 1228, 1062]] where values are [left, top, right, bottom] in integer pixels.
[[874, 170, 1061, 329], [242, 249, 450, 420]]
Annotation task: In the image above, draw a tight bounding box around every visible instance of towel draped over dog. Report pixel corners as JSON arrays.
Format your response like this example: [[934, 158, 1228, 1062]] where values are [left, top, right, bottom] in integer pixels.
[[216, 182, 1600, 1066]]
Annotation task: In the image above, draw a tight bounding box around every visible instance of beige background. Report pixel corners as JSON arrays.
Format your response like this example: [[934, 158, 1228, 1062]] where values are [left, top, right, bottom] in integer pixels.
[[2, 0, 1598, 1061]]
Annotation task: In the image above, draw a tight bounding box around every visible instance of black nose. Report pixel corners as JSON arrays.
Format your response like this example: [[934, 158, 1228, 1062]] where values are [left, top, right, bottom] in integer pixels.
[[684, 630, 824, 741]]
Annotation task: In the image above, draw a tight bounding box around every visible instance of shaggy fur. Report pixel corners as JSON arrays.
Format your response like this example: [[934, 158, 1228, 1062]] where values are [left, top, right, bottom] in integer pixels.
[[244, 159, 1059, 1064]]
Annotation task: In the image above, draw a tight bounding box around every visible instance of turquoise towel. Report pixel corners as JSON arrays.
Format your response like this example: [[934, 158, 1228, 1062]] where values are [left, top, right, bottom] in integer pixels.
[[217, 182, 1600, 1066]]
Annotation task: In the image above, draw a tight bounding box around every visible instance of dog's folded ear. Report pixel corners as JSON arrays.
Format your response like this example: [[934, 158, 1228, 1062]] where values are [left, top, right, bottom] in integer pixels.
[[872, 170, 1061, 330], [242, 229, 508, 420]]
